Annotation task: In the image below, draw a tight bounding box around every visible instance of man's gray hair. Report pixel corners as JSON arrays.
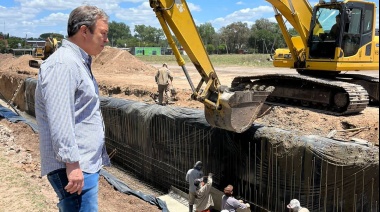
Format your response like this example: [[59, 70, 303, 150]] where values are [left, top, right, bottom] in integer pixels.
[[67, 5, 109, 37]]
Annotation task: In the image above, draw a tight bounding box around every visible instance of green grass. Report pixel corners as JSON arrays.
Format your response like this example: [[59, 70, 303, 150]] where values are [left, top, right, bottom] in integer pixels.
[[136, 53, 273, 67]]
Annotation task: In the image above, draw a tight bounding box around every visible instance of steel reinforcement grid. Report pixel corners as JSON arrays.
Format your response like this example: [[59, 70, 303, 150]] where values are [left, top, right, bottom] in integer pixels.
[[22, 78, 379, 212]]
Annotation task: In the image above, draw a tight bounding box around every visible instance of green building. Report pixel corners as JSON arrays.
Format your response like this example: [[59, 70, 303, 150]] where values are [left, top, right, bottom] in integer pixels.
[[131, 47, 161, 56]]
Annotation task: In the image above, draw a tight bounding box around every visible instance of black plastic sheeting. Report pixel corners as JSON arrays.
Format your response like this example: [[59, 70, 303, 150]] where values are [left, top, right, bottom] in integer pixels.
[[21, 78, 379, 212], [99, 169, 169, 211], [99, 96, 379, 212], [0, 103, 38, 133], [25, 77, 37, 117]]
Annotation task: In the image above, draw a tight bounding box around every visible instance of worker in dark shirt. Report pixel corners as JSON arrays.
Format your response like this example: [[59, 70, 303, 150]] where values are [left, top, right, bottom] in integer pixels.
[[329, 14, 341, 40]]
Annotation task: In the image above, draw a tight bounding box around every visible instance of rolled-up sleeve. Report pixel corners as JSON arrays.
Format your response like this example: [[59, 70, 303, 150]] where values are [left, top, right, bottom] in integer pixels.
[[39, 62, 80, 163]]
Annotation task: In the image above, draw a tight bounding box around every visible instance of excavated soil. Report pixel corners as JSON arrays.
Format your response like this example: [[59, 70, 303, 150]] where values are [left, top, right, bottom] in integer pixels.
[[0, 47, 378, 211]]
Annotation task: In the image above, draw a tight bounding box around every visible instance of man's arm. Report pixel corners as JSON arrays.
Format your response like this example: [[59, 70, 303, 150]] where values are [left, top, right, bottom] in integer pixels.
[[40, 62, 80, 163], [168, 70, 173, 82], [199, 174, 213, 195], [185, 169, 190, 182], [40, 61, 84, 195], [65, 162, 84, 195], [155, 70, 160, 83], [229, 198, 248, 209]]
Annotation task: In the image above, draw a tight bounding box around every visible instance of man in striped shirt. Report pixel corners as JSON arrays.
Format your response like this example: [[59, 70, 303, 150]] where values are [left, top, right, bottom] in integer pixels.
[[35, 5, 110, 211]]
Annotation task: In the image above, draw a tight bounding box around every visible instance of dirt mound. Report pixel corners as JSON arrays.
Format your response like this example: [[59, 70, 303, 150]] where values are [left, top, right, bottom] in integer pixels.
[[256, 105, 379, 145], [93, 46, 157, 74], [0, 54, 38, 76], [0, 53, 14, 66], [0, 46, 157, 78]]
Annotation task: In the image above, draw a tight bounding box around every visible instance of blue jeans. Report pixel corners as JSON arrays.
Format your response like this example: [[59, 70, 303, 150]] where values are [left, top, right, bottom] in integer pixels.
[[47, 168, 100, 212]]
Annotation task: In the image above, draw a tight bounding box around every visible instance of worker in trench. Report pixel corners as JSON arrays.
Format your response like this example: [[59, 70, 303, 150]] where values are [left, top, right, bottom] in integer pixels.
[[154, 63, 174, 105], [193, 173, 214, 212], [221, 185, 250, 212], [186, 161, 204, 212], [287, 199, 310, 212]]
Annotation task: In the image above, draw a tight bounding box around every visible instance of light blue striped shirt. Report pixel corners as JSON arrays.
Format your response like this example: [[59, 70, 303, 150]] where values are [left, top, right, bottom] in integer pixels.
[[35, 39, 110, 176]]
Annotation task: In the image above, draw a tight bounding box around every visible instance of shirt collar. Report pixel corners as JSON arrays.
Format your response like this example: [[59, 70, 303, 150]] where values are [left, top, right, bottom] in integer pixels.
[[61, 39, 92, 66]]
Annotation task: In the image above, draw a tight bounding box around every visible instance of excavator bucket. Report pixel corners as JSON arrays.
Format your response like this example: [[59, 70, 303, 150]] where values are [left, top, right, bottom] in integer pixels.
[[204, 87, 274, 133]]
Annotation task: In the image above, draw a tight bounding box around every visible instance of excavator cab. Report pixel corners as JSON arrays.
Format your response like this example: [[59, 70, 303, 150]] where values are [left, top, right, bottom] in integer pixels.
[[308, 1, 376, 61]]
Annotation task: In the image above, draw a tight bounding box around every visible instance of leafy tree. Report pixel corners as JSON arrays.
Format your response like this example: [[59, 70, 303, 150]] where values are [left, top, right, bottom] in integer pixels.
[[206, 44, 215, 55], [219, 22, 249, 53], [197, 22, 215, 46], [7, 18, 297, 52], [0, 40, 7, 53], [248, 18, 286, 54], [0, 32, 9, 39], [1, 32, 11, 52], [109, 21, 132, 46], [134, 25, 164, 46], [7, 36, 24, 49]]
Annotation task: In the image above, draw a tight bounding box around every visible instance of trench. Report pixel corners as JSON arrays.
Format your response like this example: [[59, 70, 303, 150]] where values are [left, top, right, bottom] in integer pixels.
[[0, 74, 379, 212]]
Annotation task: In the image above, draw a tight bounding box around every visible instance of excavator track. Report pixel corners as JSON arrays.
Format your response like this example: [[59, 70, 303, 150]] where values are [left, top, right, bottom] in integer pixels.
[[334, 74, 379, 104], [231, 74, 369, 115]]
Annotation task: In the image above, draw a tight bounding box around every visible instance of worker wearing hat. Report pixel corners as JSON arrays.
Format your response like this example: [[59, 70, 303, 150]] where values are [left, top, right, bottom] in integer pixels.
[[155, 63, 173, 105], [287, 199, 310, 212], [221, 185, 250, 212], [193, 173, 214, 212], [186, 161, 203, 212]]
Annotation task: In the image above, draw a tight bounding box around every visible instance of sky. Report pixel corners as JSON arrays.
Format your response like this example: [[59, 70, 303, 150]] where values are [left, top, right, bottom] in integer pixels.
[[0, 0, 379, 39]]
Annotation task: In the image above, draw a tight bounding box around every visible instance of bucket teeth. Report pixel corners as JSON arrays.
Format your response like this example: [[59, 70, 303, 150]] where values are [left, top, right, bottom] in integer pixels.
[[205, 87, 274, 133]]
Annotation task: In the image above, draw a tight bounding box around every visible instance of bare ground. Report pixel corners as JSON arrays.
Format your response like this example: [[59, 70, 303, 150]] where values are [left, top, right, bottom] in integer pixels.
[[0, 47, 378, 211]]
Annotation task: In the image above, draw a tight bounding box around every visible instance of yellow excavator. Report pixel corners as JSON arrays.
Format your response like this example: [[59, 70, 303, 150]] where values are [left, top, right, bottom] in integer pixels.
[[149, 0, 379, 133], [29, 37, 60, 68], [260, 0, 379, 112]]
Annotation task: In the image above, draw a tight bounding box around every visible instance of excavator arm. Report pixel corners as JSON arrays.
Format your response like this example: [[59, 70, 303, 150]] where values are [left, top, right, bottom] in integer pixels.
[[149, 0, 274, 133], [265, 0, 313, 67], [29, 37, 60, 68]]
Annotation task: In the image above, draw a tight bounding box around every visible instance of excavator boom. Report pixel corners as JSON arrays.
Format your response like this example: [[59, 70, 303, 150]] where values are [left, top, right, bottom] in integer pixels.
[[267, 0, 312, 48], [149, 0, 274, 133]]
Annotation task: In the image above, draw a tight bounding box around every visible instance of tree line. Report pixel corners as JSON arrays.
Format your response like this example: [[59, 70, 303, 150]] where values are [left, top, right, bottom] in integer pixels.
[[0, 18, 298, 54]]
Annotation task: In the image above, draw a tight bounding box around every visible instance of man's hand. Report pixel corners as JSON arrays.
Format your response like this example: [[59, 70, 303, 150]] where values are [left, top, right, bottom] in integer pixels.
[[65, 162, 84, 195]]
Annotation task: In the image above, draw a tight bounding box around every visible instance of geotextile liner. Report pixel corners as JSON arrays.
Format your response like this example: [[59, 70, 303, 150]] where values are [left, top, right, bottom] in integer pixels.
[[99, 96, 379, 212], [22, 78, 379, 212]]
